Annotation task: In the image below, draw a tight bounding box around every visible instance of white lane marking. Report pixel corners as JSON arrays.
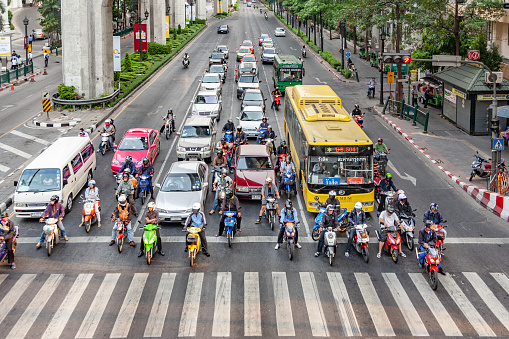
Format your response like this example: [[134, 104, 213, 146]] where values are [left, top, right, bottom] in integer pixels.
[[272, 272, 295, 336], [10, 129, 51, 145], [0, 274, 36, 325], [110, 273, 149, 338], [314, 78, 327, 84], [463, 272, 509, 333], [27, 94, 33, 98], [42, 273, 94, 339], [0, 142, 31, 158], [408, 273, 462, 336], [0, 274, 6, 286], [7, 274, 63, 339], [300, 272, 329, 337], [143, 273, 176, 338], [75, 273, 121, 338], [178, 273, 204, 337], [327, 272, 361, 336], [212, 272, 232, 337], [491, 272, 509, 295], [382, 273, 428, 336], [0, 163, 9, 172], [355, 272, 395, 336], [387, 160, 417, 186], [439, 274, 495, 337], [244, 272, 262, 336]]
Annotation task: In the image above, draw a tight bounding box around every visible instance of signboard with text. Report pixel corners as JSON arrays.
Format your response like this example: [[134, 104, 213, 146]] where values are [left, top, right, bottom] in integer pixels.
[[467, 50, 480, 60], [0, 36, 12, 57], [113, 36, 121, 72], [133, 24, 147, 53], [166, 16, 170, 39]]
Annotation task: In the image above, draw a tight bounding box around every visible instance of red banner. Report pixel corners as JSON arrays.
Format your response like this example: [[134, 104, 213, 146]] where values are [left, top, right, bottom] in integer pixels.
[[133, 24, 147, 53]]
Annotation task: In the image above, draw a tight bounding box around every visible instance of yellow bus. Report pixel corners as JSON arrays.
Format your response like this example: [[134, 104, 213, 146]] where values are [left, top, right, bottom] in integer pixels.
[[283, 85, 374, 212]]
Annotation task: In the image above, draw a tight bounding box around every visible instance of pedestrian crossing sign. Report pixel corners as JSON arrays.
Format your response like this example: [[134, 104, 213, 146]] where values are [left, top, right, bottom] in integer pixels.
[[492, 138, 504, 151]]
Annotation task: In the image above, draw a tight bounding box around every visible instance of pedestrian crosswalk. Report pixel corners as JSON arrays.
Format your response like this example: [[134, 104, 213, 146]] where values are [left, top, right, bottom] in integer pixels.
[[0, 271, 509, 338]]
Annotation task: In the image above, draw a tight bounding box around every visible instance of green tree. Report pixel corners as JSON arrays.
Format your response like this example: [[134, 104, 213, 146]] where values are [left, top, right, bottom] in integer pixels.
[[38, 0, 61, 45], [0, 1, 5, 32]]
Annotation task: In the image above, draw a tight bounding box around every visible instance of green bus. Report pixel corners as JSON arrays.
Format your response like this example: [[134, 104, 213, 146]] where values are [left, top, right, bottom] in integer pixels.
[[273, 55, 303, 93]]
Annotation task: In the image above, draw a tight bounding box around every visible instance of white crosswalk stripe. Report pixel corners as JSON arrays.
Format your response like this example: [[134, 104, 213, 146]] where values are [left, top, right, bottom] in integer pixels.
[[10, 130, 51, 145], [0, 271, 508, 338], [0, 142, 31, 159]]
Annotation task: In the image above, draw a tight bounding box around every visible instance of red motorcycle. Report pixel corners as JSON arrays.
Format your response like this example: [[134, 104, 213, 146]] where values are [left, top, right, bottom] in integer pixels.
[[353, 114, 363, 128], [434, 224, 447, 254], [416, 246, 442, 290], [274, 94, 281, 111], [275, 153, 288, 176], [373, 165, 382, 203], [377, 225, 401, 263]]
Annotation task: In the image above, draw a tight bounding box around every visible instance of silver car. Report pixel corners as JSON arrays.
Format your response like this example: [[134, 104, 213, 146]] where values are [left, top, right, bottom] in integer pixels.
[[155, 161, 209, 223], [274, 27, 286, 37], [237, 106, 265, 138], [177, 116, 216, 161], [192, 90, 222, 120], [261, 47, 276, 64], [200, 73, 222, 92], [238, 61, 258, 77], [208, 64, 226, 83], [216, 45, 229, 59]]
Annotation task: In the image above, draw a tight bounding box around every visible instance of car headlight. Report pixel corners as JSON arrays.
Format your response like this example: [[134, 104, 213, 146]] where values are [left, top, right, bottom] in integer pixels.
[[156, 207, 167, 213], [206, 146, 211, 151], [236, 186, 249, 192], [112, 159, 120, 165], [177, 146, 184, 152], [137, 160, 143, 166], [185, 208, 193, 213], [16, 203, 27, 207]]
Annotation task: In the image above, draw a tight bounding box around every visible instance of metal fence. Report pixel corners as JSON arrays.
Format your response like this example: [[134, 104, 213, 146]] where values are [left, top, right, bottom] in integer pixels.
[[0, 63, 34, 86], [382, 97, 429, 133]]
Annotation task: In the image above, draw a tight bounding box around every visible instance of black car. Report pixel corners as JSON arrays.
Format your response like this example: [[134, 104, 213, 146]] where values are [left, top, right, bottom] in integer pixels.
[[217, 24, 229, 34]]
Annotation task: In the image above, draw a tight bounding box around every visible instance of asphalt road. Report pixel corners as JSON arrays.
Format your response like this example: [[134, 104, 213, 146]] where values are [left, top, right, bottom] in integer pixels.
[[1, 3, 509, 338]]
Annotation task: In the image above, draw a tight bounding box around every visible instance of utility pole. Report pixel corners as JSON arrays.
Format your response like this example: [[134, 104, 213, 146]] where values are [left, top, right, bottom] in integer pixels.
[[340, 22, 345, 70], [379, 28, 386, 106]]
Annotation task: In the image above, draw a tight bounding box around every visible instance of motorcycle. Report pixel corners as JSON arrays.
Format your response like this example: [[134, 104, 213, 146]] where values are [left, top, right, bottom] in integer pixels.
[[312, 201, 348, 240], [183, 57, 190, 69], [302, 49, 307, 58], [274, 94, 281, 111], [416, 246, 442, 290], [100, 132, 113, 155], [375, 152, 389, 176], [42, 217, 60, 257], [352, 223, 370, 263], [138, 174, 151, 204], [399, 212, 416, 250], [224, 211, 237, 248], [162, 115, 175, 140], [0, 225, 18, 263], [435, 223, 447, 254], [224, 130, 234, 143], [264, 13, 268, 20], [469, 152, 505, 181], [367, 85, 375, 98], [376, 224, 401, 263], [142, 223, 158, 265], [115, 172, 138, 198], [80, 195, 100, 233], [283, 222, 297, 260], [353, 114, 363, 128], [373, 169, 382, 203], [322, 226, 338, 266], [265, 195, 277, 231], [283, 171, 295, 197], [186, 226, 202, 267], [259, 8, 262, 13], [262, 138, 275, 155], [114, 218, 128, 253]]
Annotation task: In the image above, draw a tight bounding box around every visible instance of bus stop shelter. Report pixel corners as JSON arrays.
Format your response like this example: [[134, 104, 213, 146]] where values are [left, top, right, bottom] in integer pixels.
[[434, 64, 509, 135]]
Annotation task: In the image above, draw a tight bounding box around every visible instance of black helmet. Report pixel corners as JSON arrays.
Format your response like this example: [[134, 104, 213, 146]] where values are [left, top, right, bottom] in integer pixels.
[[217, 150, 223, 155], [221, 137, 226, 143], [387, 205, 395, 214], [354, 104, 359, 109], [125, 155, 132, 163], [281, 139, 286, 146], [225, 188, 233, 199], [285, 199, 292, 209], [237, 126, 242, 131], [168, 108, 173, 113], [425, 220, 433, 228], [50, 195, 59, 203], [262, 117, 267, 121]]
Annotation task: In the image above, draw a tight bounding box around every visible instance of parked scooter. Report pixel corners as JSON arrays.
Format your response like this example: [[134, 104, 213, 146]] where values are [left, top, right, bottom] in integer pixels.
[[142, 223, 158, 265], [80, 195, 100, 233], [186, 226, 202, 267], [283, 222, 297, 260], [224, 211, 237, 248], [469, 151, 505, 181], [41, 217, 60, 257], [352, 223, 370, 263], [415, 246, 442, 290]]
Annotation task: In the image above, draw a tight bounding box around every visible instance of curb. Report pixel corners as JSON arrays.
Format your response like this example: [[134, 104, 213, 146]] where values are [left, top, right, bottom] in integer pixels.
[[0, 69, 43, 91], [373, 106, 509, 221], [0, 197, 13, 214], [33, 118, 81, 128]]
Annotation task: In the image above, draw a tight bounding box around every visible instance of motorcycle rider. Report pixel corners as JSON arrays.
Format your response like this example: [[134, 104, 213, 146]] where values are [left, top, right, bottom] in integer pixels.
[[116, 172, 138, 217], [183, 52, 190, 66], [374, 138, 389, 161], [256, 177, 281, 224], [377, 173, 397, 215], [302, 45, 307, 57], [118, 155, 136, 175], [109, 195, 136, 247], [276, 140, 288, 155], [279, 156, 296, 190], [264, 11, 267, 19], [367, 77, 376, 97], [217, 189, 242, 235], [216, 138, 232, 170], [423, 203, 444, 225], [222, 119, 235, 133], [352, 104, 362, 116], [418, 220, 445, 275], [213, 150, 228, 171], [138, 201, 164, 257], [164, 109, 176, 132], [37, 195, 68, 248], [275, 199, 301, 249], [97, 119, 116, 153], [210, 168, 233, 214], [235, 126, 248, 147], [377, 205, 406, 258], [314, 205, 338, 257], [79, 180, 101, 228], [184, 202, 210, 257], [271, 88, 282, 109], [345, 202, 369, 257], [136, 157, 155, 198], [257, 117, 269, 142], [396, 194, 414, 217], [0, 213, 16, 269], [325, 190, 341, 209]]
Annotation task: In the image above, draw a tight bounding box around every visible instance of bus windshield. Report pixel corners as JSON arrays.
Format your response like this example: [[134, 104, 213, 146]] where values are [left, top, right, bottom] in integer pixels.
[[278, 69, 302, 82], [307, 155, 372, 186]]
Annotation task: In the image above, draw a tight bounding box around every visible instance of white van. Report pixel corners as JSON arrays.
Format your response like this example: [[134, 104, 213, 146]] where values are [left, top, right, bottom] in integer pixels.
[[14, 137, 97, 218]]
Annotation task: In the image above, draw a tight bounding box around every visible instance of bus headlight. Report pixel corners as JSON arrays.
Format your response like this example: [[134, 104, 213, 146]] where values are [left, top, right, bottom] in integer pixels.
[[362, 201, 374, 207]]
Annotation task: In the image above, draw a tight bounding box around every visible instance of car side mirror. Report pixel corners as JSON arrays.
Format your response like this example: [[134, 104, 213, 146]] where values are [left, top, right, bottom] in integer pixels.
[[203, 182, 209, 188], [155, 183, 161, 188], [113, 144, 118, 149], [264, 98, 267, 101], [13, 181, 18, 187], [176, 132, 181, 136], [236, 117, 240, 120], [259, 80, 262, 83], [63, 179, 68, 186]]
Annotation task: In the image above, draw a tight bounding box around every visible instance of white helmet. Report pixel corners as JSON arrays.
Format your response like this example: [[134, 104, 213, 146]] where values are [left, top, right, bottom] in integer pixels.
[[399, 193, 407, 200], [148, 202, 156, 209], [354, 202, 362, 210], [192, 202, 201, 213]]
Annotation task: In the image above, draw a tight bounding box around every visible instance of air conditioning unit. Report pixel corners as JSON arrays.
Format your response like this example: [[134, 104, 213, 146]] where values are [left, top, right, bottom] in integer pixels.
[[485, 71, 503, 84]]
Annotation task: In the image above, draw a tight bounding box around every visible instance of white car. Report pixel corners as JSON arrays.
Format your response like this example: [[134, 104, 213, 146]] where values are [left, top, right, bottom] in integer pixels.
[[216, 45, 229, 59], [200, 73, 222, 92], [261, 47, 276, 63], [237, 106, 265, 138], [192, 90, 222, 121], [177, 117, 216, 162], [208, 64, 226, 83], [274, 27, 286, 37], [238, 61, 258, 77]]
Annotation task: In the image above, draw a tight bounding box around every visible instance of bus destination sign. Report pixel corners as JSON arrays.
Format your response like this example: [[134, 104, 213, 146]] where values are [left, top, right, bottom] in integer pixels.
[[324, 146, 359, 154]]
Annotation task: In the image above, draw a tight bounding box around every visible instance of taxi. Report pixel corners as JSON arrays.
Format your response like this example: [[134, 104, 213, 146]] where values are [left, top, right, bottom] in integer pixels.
[[240, 40, 255, 53], [111, 128, 160, 174], [236, 46, 253, 61]]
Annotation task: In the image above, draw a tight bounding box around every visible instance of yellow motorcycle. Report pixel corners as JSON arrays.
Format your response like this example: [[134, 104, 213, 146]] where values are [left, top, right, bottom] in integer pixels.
[[186, 226, 202, 267]]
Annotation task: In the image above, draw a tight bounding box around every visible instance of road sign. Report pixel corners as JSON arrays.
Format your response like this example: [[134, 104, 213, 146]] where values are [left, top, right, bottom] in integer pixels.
[[345, 51, 351, 58], [432, 55, 461, 67], [467, 50, 480, 60], [387, 72, 394, 84], [42, 91, 51, 112], [493, 138, 504, 151]]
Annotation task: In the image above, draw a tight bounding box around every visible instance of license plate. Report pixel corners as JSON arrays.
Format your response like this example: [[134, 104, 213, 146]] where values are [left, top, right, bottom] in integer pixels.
[[252, 195, 261, 200], [170, 216, 181, 221], [31, 212, 42, 217]]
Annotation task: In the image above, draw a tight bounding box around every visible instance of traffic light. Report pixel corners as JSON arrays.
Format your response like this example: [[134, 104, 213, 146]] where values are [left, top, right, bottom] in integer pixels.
[[382, 53, 412, 64]]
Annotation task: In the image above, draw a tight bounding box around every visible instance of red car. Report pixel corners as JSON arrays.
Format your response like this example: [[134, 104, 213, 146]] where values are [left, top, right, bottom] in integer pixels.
[[259, 34, 269, 46], [111, 128, 160, 174], [240, 40, 254, 53], [233, 145, 276, 200]]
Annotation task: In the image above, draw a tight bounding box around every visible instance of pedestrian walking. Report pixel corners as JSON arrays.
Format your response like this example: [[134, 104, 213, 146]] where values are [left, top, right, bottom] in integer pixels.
[[27, 51, 32, 64], [43, 45, 49, 67], [11, 53, 18, 70], [423, 87, 430, 108], [411, 85, 418, 107]]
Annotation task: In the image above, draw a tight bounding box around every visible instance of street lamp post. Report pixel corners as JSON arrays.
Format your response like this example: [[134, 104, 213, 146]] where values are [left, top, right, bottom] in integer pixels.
[[138, 10, 149, 63], [340, 22, 345, 69], [167, 5, 171, 31], [23, 16, 29, 66], [379, 29, 386, 106]]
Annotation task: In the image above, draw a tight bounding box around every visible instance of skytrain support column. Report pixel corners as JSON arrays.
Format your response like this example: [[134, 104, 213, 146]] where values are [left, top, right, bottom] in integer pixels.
[[196, 0, 206, 20], [172, 0, 186, 29]]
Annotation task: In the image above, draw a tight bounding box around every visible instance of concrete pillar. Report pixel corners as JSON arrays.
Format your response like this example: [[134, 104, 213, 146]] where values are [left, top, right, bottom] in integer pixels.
[[152, 0, 166, 44], [172, 0, 185, 29], [140, 0, 151, 42], [196, 0, 206, 20], [1, 0, 9, 32], [61, 0, 114, 99]]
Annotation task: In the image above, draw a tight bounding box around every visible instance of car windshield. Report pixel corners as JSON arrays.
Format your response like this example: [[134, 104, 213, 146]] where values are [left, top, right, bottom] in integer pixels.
[[307, 155, 373, 185], [211, 53, 223, 59], [264, 48, 275, 54], [263, 38, 273, 43], [118, 136, 149, 151], [220, 25, 227, 29], [203, 75, 220, 83], [276, 28, 284, 32], [217, 46, 228, 52], [195, 94, 218, 104], [239, 75, 258, 83], [240, 110, 264, 121], [161, 173, 201, 192], [243, 92, 263, 101], [239, 48, 250, 53], [237, 156, 272, 170], [209, 65, 224, 73], [242, 56, 256, 63], [16, 168, 61, 193], [242, 41, 252, 46], [181, 125, 211, 138], [240, 65, 256, 73]]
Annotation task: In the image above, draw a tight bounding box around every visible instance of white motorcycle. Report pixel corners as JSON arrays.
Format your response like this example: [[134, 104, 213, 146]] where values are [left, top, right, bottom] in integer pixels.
[[322, 226, 337, 266], [353, 224, 370, 263], [399, 212, 416, 250], [42, 217, 60, 256], [100, 132, 113, 155]]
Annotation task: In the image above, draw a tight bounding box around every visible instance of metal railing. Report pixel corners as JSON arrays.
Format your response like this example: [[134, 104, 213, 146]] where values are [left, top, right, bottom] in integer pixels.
[[52, 84, 121, 111], [382, 97, 429, 133], [0, 63, 34, 86], [114, 27, 134, 37]]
